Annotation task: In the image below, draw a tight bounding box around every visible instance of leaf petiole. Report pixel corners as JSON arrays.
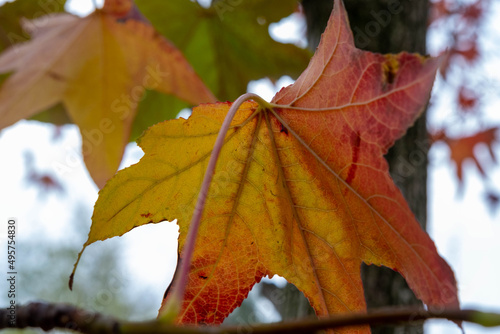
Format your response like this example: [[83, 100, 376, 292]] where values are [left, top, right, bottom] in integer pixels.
[[159, 92, 271, 322]]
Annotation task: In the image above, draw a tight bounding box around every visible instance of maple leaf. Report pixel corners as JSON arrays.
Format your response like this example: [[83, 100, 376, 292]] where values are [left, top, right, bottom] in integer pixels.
[[453, 39, 479, 63], [76, 0, 458, 330], [430, 0, 453, 24], [134, 0, 311, 101], [461, 1, 484, 22], [457, 86, 478, 111], [0, 0, 72, 126], [440, 127, 498, 186], [0, 3, 215, 188]]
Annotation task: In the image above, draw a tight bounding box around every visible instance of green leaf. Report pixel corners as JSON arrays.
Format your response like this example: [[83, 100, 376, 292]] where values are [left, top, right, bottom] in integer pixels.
[[130, 90, 189, 141], [0, 71, 11, 87], [135, 0, 311, 101], [0, 0, 67, 52], [30, 103, 71, 125]]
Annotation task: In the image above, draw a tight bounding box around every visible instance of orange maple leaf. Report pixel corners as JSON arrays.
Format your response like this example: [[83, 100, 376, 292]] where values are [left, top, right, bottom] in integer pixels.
[[75, 1, 458, 330], [0, 1, 215, 188], [442, 127, 498, 184]]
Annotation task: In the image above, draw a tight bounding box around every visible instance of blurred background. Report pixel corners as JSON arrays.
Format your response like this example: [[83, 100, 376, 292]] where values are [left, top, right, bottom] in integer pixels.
[[0, 0, 499, 333]]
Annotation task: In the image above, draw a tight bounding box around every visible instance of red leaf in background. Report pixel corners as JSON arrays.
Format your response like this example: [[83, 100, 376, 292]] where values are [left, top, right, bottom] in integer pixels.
[[457, 86, 478, 112], [440, 40, 479, 78], [440, 127, 498, 185], [24, 152, 64, 194], [454, 39, 479, 63], [461, 1, 484, 22], [430, 0, 453, 24]]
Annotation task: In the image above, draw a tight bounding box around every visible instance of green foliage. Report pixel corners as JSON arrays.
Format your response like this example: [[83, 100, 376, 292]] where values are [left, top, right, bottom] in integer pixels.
[[135, 0, 311, 100], [0, 0, 66, 52]]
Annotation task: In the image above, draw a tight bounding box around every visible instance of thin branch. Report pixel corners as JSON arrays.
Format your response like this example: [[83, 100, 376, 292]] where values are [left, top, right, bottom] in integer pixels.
[[1, 302, 119, 334], [3, 303, 500, 334]]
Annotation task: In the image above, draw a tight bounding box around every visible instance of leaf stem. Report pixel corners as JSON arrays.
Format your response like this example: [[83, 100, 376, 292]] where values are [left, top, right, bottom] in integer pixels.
[[160, 93, 270, 322]]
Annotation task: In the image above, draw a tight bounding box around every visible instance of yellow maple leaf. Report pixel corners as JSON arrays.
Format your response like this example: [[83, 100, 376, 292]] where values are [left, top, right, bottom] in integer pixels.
[[0, 6, 214, 187]]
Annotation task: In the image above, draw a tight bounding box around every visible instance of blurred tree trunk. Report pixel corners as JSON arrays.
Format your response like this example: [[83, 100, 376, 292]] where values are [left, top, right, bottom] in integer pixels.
[[301, 0, 430, 333]]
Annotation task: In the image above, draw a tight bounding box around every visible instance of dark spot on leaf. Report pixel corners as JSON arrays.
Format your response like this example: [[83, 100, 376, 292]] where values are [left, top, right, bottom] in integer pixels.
[[279, 122, 288, 135], [345, 131, 360, 186], [141, 212, 153, 218], [199, 275, 208, 279], [385, 67, 395, 84], [48, 71, 65, 81]]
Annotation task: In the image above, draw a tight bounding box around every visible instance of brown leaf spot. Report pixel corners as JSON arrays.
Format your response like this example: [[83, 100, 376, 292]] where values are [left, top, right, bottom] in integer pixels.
[[48, 71, 65, 81], [345, 131, 360, 185], [140, 212, 153, 218], [382, 55, 399, 87]]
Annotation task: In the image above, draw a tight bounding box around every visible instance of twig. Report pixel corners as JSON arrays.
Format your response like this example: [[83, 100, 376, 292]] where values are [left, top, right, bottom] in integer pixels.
[[2, 302, 500, 334], [0, 302, 118, 333]]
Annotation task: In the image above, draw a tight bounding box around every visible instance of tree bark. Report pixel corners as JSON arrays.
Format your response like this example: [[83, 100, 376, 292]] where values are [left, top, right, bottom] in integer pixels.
[[302, 0, 430, 333]]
